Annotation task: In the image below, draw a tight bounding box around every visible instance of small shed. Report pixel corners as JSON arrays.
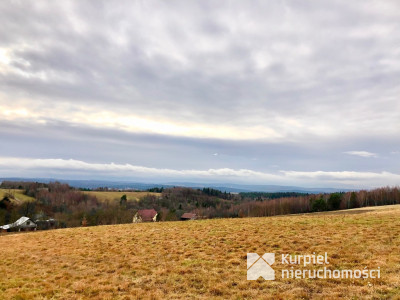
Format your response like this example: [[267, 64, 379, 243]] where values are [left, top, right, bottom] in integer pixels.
[[181, 213, 197, 221], [0, 217, 37, 232], [133, 209, 158, 223]]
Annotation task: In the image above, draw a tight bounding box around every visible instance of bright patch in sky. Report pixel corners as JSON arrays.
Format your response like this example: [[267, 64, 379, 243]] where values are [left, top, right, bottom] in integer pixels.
[[344, 151, 377, 158]]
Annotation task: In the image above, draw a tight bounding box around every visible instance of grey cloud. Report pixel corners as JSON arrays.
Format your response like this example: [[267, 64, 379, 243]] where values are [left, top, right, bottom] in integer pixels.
[[0, 119, 398, 173], [1, 157, 399, 188]]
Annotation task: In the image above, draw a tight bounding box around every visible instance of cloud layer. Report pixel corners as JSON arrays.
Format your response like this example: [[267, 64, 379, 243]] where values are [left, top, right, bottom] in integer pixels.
[[1, 157, 399, 188], [0, 1, 399, 187]]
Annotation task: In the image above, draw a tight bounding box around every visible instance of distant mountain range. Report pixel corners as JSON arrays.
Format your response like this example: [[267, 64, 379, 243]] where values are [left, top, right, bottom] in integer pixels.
[[0, 177, 354, 194]]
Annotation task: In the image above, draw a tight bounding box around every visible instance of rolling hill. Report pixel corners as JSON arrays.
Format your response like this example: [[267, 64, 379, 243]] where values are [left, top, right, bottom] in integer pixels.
[[1, 205, 400, 299]]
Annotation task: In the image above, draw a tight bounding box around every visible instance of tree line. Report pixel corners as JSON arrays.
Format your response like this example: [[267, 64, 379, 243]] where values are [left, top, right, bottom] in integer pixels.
[[0, 181, 399, 228], [239, 191, 309, 201]]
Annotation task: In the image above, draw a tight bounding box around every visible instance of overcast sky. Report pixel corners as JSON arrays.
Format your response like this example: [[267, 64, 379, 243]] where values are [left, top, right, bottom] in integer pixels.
[[0, 0, 399, 188]]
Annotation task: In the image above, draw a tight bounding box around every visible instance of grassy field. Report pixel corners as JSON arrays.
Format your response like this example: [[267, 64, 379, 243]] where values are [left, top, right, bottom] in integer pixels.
[[1, 205, 400, 299], [0, 189, 159, 204], [83, 191, 161, 203], [0, 189, 36, 203]]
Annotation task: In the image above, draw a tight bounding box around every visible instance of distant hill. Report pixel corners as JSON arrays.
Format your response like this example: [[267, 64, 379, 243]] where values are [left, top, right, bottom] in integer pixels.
[[165, 182, 353, 194], [0, 177, 353, 193]]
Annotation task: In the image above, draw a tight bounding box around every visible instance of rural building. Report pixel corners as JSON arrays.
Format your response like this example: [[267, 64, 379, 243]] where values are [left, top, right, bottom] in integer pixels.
[[133, 209, 158, 223], [0, 217, 37, 232], [180, 213, 197, 221], [35, 219, 58, 230]]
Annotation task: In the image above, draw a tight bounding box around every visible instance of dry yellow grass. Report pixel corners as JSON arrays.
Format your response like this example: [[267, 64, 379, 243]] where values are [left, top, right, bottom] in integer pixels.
[[1, 205, 400, 299], [82, 191, 161, 203], [0, 189, 36, 203]]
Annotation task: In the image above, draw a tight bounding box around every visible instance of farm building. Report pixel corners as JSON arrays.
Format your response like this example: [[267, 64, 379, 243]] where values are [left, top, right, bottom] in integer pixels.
[[181, 213, 197, 221], [35, 219, 58, 230], [0, 217, 37, 232], [133, 209, 158, 223]]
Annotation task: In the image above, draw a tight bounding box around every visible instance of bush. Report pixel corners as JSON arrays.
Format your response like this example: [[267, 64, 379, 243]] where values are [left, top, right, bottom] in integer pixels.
[[311, 196, 327, 212], [328, 193, 342, 210], [350, 192, 359, 208]]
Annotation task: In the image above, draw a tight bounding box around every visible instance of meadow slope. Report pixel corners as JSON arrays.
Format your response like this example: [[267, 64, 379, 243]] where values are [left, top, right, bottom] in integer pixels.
[[1, 205, 400, 299], [0, 189, 36, 203], [82, 191, 161, 203]]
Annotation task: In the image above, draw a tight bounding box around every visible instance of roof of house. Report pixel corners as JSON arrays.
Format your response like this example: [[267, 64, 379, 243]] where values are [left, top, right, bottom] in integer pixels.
[[137, 209, 157, 221], [181, 213, 196, 219], [0, 216, 36, 230], [15, 217, 31, 226]]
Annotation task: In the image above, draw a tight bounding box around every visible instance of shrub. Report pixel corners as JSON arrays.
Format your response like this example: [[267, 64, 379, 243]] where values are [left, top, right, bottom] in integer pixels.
[[311, 196, 327, 212], [328, 193, 342, 210]]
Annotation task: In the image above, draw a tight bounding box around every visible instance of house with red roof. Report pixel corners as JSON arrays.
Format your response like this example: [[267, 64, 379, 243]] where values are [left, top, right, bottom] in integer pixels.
[[133, 209, 158, 223], [180, 213, 197, 221]]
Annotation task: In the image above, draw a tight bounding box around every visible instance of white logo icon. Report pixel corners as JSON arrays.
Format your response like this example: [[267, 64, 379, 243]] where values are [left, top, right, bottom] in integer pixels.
[[247, 253, 275, 280]]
